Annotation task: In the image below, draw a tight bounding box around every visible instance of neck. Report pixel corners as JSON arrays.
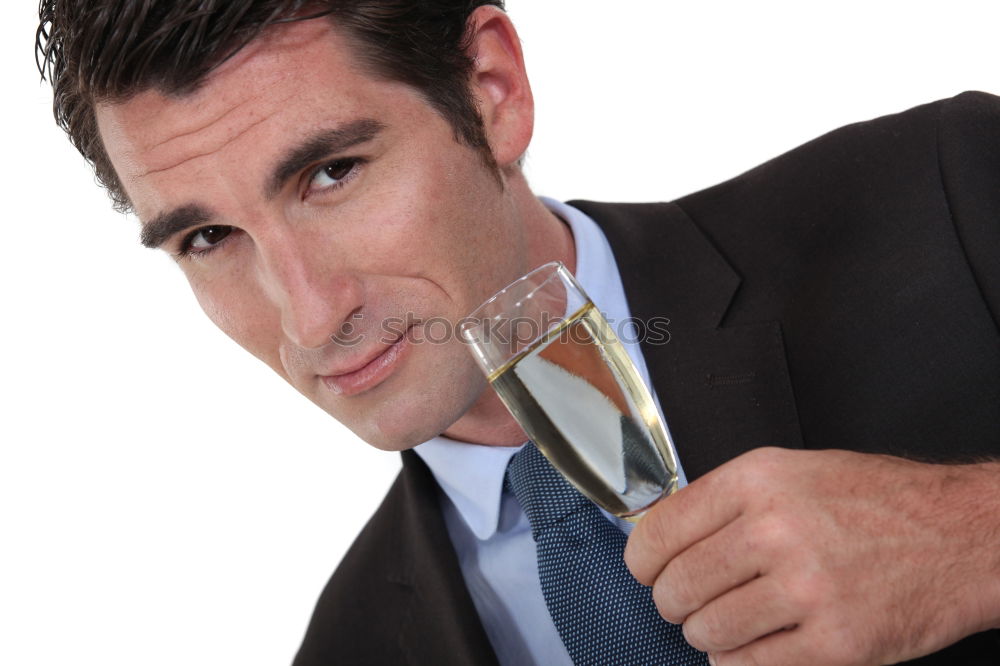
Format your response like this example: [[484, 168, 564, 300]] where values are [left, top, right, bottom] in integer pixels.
[[516, 177, 577, 277]]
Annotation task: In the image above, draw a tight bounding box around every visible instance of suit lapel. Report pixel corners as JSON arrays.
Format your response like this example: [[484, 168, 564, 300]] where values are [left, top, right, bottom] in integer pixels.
[[571, 200, 804, 482], [569, 200, 741, 331], [292, 453, 497, 666], [387, 452, 500, 666]]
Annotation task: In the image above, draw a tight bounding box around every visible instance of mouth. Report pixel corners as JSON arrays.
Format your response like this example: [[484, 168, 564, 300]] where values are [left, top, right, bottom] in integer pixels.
[[320, 327, 413, 397]]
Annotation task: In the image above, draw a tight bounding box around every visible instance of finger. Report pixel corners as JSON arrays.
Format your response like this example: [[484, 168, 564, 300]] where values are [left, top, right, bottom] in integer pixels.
[[682, 575, 801, 654], [708, 622, 852, 666], [624, 462, 743, 585], [708, 627, 794, 666], [650, 516, 763, 623]]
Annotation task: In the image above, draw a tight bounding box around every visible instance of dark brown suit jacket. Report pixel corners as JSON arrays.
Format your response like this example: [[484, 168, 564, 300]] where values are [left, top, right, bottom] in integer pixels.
[[295, 92, 1000, 665]]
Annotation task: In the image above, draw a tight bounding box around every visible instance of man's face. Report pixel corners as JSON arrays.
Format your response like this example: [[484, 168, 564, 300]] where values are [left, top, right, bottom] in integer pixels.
[[96, 19, 530, 449]]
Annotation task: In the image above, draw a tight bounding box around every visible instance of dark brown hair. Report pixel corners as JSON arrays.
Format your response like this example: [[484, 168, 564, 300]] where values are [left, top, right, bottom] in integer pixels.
[[36, 0, 505, 213]]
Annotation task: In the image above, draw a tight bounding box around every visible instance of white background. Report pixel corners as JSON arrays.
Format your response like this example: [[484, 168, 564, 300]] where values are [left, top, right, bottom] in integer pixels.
[[3, 1, 997, 664]]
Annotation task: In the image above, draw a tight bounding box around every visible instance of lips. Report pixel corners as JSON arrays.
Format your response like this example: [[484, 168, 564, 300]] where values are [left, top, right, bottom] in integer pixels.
[[320, 330, 411, 397]]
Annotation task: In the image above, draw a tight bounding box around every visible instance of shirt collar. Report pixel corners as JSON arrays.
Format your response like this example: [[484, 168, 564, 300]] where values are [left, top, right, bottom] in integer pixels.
[[414, 197, 651, 540], [413, 436, 522, 539]]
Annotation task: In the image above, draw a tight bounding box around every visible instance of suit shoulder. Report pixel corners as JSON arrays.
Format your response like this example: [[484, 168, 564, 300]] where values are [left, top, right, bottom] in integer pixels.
[[676, 91, 999, 218], [939, 90, 1000, 134], [663, 92, 998, 278], [937, 91, 1000, 328]]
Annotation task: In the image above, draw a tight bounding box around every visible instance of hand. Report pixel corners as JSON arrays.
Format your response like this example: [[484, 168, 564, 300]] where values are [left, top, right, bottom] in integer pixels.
[[623, 447, 1000, 665]]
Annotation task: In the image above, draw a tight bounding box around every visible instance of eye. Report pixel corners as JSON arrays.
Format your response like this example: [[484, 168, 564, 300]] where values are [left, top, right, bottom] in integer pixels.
[[180, 225, 234, 256], [306, 158, 362, 196]]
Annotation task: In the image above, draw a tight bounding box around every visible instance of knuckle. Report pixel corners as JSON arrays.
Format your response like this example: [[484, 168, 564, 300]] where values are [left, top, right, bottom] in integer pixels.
[[640, 504, 673, 555], [681, 617, 708, 652], [752, 513, 797, 553], [724, 447, 789, 495], [662, 558, 700, 609], [625, 525, 667, 585], [744, 445, 785, 468], [651, 572, 689, 624], [785, 569, 832, 615], [682, 606, 733, 652]]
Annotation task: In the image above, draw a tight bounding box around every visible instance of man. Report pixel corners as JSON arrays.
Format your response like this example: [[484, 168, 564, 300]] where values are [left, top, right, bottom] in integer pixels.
[[37, 1, 1000, 664]]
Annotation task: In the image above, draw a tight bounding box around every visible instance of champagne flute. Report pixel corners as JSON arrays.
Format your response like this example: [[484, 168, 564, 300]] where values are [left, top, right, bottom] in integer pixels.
[[460, 261, 679, 519]]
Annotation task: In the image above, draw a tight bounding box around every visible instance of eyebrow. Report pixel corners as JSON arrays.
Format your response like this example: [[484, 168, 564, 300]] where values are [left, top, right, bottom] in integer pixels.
[[140, 203, 212, 249], [266, 118, 385, 197], [138, 118, 385, 250]]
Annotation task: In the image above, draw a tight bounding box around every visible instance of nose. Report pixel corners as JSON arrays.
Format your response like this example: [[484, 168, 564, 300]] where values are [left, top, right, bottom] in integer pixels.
[[256, 234, 364, 351]]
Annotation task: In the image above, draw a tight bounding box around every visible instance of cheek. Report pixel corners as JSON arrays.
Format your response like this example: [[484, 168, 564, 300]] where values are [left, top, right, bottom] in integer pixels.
[[367, 152, 521, 298]]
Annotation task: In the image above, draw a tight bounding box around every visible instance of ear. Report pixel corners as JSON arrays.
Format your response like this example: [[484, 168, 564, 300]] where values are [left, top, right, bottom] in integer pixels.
[[465, 6, 535, 170]]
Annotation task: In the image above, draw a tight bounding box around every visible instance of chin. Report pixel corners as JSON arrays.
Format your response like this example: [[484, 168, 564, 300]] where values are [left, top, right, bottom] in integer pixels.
[[312, 341, 487, 451], [325, 388, 454, 452], [354, 411, 452, 452], [352, 375, 486, 452]]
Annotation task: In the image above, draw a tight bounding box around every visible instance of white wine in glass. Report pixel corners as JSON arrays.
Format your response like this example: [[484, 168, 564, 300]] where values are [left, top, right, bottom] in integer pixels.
[[461, 262, 678, 519]]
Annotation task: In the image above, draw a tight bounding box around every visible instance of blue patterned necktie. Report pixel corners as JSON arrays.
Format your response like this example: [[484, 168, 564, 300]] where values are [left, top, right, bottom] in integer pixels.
[[506, 442, 708, 665]]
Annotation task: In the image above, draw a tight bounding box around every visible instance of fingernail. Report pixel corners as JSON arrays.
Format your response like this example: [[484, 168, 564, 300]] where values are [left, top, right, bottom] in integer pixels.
[[707, 654, 717, 666]]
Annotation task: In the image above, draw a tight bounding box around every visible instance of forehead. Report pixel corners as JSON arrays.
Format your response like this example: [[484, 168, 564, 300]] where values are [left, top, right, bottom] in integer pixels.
[[95, 19, 395, 206]]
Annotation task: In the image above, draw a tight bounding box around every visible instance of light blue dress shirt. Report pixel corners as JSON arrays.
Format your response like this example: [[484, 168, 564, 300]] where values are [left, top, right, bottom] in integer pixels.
[[414, 198, 688, 666]]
